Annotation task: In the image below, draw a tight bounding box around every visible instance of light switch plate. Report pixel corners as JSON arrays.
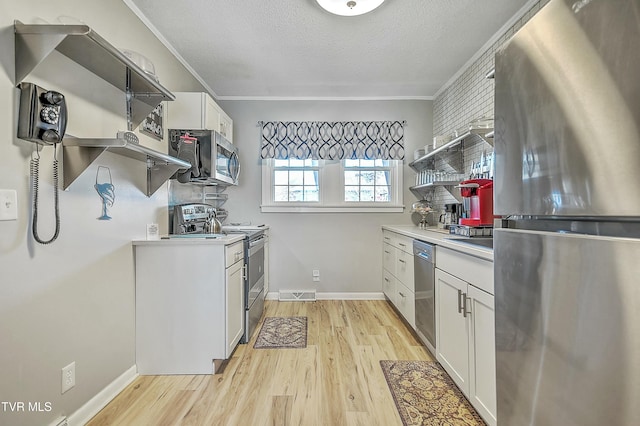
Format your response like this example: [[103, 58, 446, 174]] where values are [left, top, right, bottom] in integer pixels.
[[0, 189, 18, 221]]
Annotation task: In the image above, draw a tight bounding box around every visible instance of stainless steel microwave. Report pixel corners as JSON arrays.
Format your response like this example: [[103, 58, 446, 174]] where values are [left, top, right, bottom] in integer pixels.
[[169, 129, 239, 186]]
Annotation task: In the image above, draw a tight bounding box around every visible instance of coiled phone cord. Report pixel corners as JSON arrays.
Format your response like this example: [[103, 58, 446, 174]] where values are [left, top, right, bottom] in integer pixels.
[[30, 144, 60, 244]]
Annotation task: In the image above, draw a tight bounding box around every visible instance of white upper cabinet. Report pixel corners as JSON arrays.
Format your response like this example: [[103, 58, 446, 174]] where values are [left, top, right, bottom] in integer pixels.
[[203, 93, 221, 132], [218, 108, 233, 142], [166, 92, 233, 142]]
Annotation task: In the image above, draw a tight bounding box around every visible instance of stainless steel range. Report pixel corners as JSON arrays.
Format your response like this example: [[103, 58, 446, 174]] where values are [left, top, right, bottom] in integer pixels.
[[223, 225, 267, 343]]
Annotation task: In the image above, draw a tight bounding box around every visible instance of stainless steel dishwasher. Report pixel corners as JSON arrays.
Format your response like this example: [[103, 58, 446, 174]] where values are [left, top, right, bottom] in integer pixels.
[[414, 240, 436, 354]]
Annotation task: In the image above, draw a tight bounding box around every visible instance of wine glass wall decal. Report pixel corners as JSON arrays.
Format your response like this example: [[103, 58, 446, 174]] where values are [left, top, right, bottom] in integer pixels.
[[95, 166, 115, 220]]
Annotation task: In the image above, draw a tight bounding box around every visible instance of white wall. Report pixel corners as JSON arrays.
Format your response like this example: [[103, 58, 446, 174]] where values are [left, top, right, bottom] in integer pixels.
[[219, 99, 432, 296], [0, 1, 206, 425]]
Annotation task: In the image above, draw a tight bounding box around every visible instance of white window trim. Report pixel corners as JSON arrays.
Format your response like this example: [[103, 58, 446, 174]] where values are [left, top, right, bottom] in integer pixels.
[[261, 159, 404, 213]]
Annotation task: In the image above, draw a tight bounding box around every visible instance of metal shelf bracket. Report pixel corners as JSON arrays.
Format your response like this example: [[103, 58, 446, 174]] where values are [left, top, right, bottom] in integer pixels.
[[14, 20, 175, 130], [62, 134, 190, 197]]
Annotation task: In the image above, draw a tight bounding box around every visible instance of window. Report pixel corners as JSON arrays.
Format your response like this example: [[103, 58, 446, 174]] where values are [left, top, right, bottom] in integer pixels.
[[343, 159, 392, 203], [273, 159, 319, 202], [259, 121, 405, 212], [262, 159, 403, 213]]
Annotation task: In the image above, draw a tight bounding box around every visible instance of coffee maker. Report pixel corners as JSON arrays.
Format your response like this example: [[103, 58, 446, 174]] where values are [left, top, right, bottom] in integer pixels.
[[458, 179, 494, 226], [440, 203, 464, 227], [172, 203, 221, 235]]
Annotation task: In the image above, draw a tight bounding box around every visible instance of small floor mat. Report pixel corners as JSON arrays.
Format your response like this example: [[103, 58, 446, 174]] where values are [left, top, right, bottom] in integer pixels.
[[380, 360, 486, 426], [253, 316, 308, 349]]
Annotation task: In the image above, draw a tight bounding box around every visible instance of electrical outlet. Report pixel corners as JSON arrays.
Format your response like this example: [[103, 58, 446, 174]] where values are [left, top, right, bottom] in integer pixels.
[[61, 362, 75, 394], [0, 189, 18, 221], [312, 269, 320, 282]]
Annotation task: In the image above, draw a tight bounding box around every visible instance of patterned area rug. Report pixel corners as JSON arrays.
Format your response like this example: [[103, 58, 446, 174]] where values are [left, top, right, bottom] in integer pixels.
[[253, 316, 308, 349], [380, 360, 486, 426]]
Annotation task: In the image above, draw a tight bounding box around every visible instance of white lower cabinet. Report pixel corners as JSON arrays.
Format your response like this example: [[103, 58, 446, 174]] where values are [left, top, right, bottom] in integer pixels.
[[467, 285, 497, 424], [382, 268, 396, 305], [383, 242, 396, 276], [381, 229, 495, 425], [134, 239, 244, 375], [226, 258, 244, 356], [381, 230, 415, 326], [435, 269, 470, 388], [435, 248, 496, 426], [395, 280, 416, 328]]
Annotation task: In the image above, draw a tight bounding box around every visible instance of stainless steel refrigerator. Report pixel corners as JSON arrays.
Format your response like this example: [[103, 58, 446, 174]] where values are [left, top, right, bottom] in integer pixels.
[[494, 0, 640, 425]]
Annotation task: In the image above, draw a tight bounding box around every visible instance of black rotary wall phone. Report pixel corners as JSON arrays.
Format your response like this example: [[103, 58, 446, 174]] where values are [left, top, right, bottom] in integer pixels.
[[17, 82, 68, 244]]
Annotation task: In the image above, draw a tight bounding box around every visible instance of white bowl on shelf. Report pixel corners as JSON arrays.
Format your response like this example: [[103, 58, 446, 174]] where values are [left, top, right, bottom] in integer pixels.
[[120, 49, 159, 82], [433, 135, 451, 149]]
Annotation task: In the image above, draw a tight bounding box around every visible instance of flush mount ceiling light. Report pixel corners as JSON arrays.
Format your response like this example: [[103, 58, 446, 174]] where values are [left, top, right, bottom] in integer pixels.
[[316, 0, 385, 16]]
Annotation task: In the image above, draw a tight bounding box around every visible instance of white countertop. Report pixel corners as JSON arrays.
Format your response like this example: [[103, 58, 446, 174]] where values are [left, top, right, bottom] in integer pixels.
[[382, 225, 493, 261], [133, 234, 245, 246]]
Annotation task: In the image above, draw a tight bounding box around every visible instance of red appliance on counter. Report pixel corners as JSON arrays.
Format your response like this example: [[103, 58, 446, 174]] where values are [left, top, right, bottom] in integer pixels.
[[458, 179, 494, 226]]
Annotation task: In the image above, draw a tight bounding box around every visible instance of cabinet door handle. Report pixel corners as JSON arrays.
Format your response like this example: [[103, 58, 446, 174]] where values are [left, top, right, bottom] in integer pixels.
[[384, 250, 390, 254], [398, 243, 406, 247], [398, 259, 406, 264], [399, 291, 406, 298], [462, 293, 470, 318], [384, 236, 391, 240], [457, 289, 463, 313], [384, 277, 390, 283]]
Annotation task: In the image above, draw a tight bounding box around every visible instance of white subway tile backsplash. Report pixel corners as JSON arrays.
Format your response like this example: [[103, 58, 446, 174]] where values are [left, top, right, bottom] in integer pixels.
[[433, 0, 547, 137], [426, 0, 547, 213]]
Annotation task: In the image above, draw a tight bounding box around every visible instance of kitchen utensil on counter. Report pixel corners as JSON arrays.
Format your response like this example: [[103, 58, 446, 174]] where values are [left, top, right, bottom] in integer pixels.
[[440, 203, 463, 226], [172, 203, 218, 235], [411, 200, 434, 229], [437, 208, 449, 229], [204, 211, 222, 234]]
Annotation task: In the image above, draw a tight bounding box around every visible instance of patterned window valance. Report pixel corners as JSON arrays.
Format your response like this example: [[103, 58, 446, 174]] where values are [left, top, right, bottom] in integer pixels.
[[260, 121, 405, 160]]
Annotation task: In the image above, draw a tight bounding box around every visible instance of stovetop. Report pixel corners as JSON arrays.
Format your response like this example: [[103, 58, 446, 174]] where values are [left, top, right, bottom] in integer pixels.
[[222, 224, 268, 238], [164, 233, 228, 239]]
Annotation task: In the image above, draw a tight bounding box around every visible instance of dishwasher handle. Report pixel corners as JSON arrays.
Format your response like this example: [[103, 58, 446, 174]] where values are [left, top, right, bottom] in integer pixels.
[[413, 240, 435, 260], [416, 251, 433, 262]]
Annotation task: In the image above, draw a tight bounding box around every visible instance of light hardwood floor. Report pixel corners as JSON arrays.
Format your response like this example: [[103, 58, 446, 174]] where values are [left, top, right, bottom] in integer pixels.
[[87, 300, 433, 426]]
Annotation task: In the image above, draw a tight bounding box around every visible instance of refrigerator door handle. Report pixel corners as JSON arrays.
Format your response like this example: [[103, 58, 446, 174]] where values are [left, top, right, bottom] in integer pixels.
[[457, 289, 463, 313]]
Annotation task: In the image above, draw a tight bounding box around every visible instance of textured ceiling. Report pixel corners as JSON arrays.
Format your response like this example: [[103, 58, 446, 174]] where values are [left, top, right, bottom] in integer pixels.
[[128, 0, 531, 99]]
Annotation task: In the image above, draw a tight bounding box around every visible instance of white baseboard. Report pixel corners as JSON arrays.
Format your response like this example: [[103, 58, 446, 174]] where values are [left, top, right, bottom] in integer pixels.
[[266, 291, 385, 301], [67, 365, 137, 426]]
